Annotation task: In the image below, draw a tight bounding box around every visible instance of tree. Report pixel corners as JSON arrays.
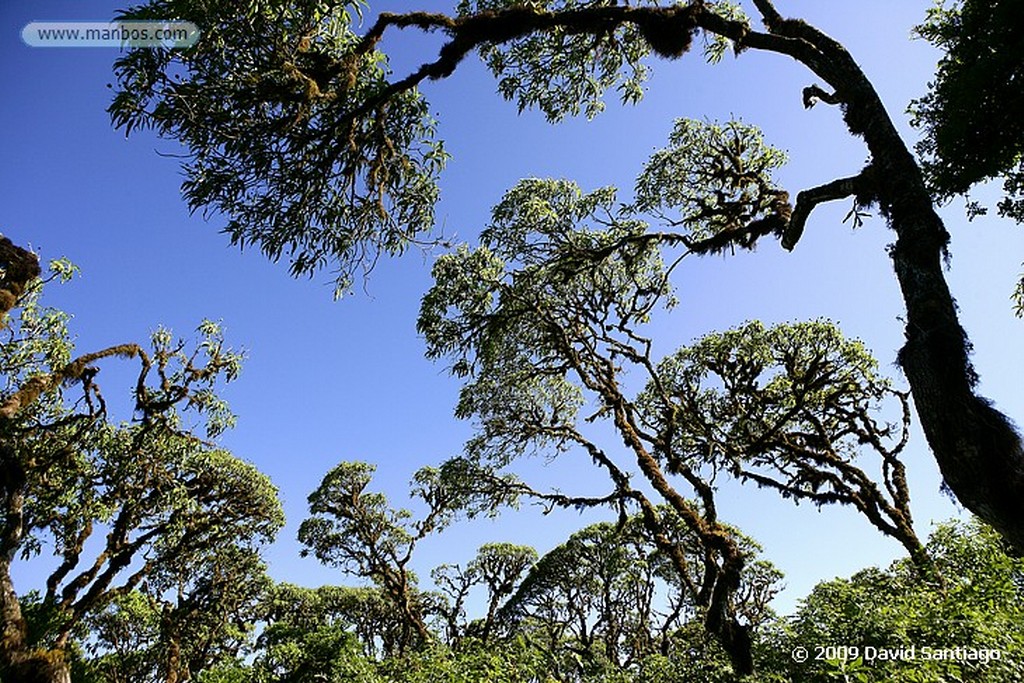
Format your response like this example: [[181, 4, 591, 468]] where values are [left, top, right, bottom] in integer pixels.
[[83, 547, 272, 683], [108, 0, 1024, 556], [642, 319, 923, 567], [298, 461, 500, 654], [0, 247, 283, 683], [251, 584, 382, 683], [373, 638, 552, 683], [417, 171, 923, 675], [431, 542, 537, 644], [778, 519, 1024, 682], [497, 515, 778, 681], [417, 173, 763, 673], [909, 0, 1024, 222]]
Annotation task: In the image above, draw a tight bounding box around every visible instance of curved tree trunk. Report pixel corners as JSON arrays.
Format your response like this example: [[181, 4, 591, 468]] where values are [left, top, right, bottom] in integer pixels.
[[879, 152, 1024, 553], [743, 5, 1024, 553], [1, 561, 71, 683]]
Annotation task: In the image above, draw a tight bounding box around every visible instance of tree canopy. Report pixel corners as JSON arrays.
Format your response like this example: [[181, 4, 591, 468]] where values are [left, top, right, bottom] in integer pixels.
[[4, 0, 1023, 680], [0, 252, 283, 683], [105, 0, 1024, 559], [910, 0, 1024, 220], [1, 240, 1022, 680], [908, 0, 1024, 319], [778, 519, 1024, 682]]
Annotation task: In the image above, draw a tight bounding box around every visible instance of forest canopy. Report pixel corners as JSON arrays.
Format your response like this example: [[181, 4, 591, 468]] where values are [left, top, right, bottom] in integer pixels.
[[104, 0, 1024, 559], [2, 0, 1023, 681]]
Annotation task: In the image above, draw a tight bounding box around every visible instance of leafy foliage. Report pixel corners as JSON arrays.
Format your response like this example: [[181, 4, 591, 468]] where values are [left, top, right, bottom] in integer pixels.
[[779, 519, 1024, 682], [431, 542, 537, 643], [110, 0, 448, 294], [375, 638, 551, 683], [500, 514, 779, 679], [83, 548, 272, 683], [419, 171, 799, 674], [458, 0, 655, 121], [0, 261, 283, 682], [639, 320, 922, 561], [297, 460, 498, 652], [252, 584, 384, 682], [701, 1, 749, 65], [420, 177, 669, 465], [414, 117, 963, 671], [634, 118, 790, 252], [910, 0, 1024, 221]]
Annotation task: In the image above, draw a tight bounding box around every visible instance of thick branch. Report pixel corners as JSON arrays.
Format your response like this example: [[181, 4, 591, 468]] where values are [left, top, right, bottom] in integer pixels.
[[748, 0, 780, 28], [782, 172, 872, 250], [683, 190, 791, 256], [356, 6, 676, 115], [803, 84, 841, 108], [0, 344, 143, 419], [351, 4, 819, 124], [44, 520, 93, 603]]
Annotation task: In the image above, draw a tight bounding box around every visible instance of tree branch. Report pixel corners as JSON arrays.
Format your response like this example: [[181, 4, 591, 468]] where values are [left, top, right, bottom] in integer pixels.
[[348, 4, 823, 126], [749, 0, 784, 30], [803, 84, 841, 108], [782, 171, 873, 250], [0, 344, 143, 419]]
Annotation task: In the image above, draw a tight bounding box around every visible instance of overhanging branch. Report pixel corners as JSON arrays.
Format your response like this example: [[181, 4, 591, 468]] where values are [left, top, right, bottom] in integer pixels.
[[348, 3, 819, 124], [0, 345, 144, 420]]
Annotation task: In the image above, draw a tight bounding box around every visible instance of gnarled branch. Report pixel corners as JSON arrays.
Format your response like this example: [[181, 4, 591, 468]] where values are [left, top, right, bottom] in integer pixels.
[[349, 3, 819, 127], [782, 170, 875, 250], [803, 83, 841, 108]]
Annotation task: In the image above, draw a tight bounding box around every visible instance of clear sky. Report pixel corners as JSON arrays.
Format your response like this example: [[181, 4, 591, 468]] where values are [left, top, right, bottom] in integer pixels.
[[2, 1, 1022, 614]]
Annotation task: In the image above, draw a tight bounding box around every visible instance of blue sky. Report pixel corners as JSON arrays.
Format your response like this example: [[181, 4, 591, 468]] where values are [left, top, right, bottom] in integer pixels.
[[2, 0, 1022, 614]]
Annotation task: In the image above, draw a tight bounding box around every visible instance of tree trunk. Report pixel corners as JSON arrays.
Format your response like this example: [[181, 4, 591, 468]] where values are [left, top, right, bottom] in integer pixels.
[[840, 52, 1024, 555], [702, 552, 754, 677], [164, 632, 183, 683], [888, 189, 1024, 552], [0, 563, 70, 683], [717, 619, 753, 678], [0, 651, 72, 683], [751, 10, 1024, 553], [0, 236, 41, 320]]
